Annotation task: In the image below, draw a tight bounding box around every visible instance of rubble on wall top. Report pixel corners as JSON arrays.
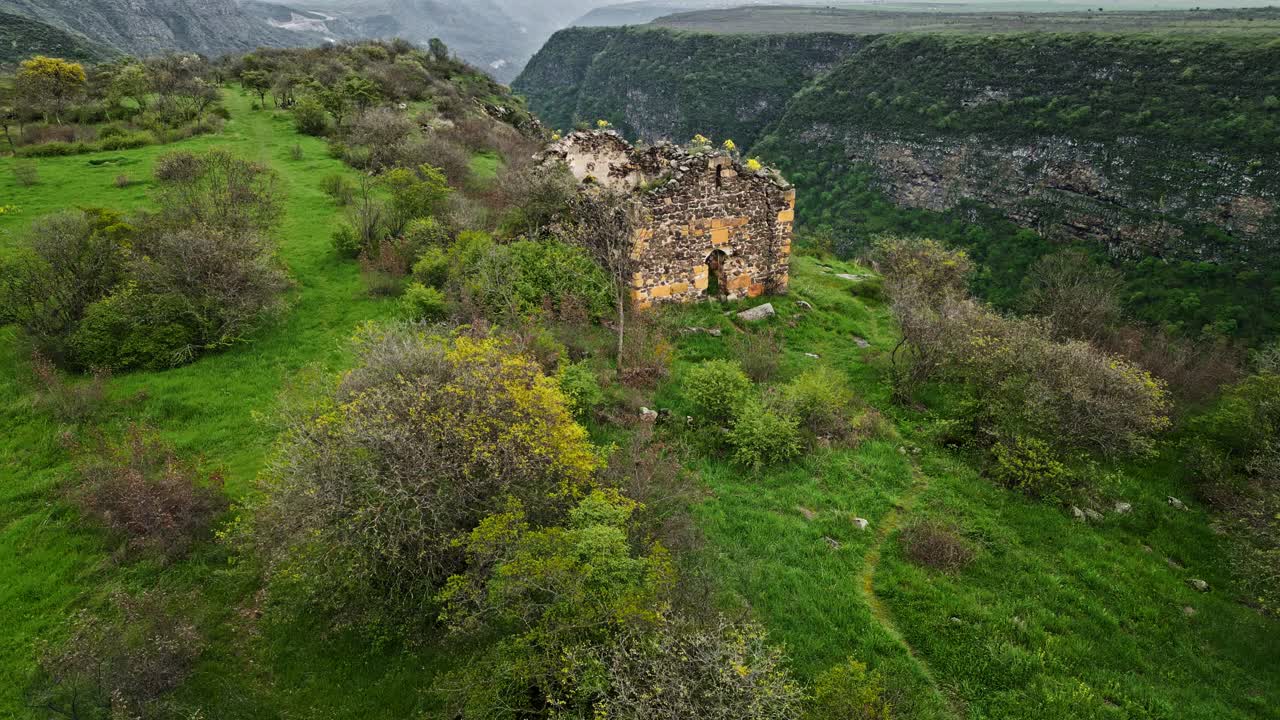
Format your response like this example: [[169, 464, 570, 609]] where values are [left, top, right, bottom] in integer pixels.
[[540, 129, 792, 195]]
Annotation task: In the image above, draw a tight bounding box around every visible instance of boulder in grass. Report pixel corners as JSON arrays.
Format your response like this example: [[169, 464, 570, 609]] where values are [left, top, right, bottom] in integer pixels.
[[737, 303, 776, 322]]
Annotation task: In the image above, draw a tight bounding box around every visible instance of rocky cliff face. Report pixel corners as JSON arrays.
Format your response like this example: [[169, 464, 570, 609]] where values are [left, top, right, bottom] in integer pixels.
[[0, 0, 305, 58], [515, 27, 866, 149], [518, 29, 1280, 263], [809, 130, 1276, 261]]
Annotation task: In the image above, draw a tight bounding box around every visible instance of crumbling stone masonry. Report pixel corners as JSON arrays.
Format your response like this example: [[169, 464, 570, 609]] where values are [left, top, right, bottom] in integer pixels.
[[541, 131, 794, 309]]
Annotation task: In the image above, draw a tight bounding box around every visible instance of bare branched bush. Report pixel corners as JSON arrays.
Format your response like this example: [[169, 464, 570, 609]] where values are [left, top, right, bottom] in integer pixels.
[[27, 351, 109, 424], [67, 424, 227, 559], [27, 591, 203, 719], [153, 149, 283, 233], [346, 107, 415, 171], [729, 329, 782, 383], [1023, 248, 1123, 343], [899, 521, 975, 572], [131, 223, 290, 350], [879, 236, 1171, 458]]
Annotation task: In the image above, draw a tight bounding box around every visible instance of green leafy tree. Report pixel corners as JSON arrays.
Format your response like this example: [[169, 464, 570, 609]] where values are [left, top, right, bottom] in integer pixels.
[[241, 69, 271, 106]]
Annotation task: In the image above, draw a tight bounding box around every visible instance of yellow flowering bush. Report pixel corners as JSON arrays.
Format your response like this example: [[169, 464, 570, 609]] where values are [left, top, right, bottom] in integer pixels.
[[596, 119, 612, 129], [248, 326, 601, 633], [722, 139, 737, 152], [745, 158, 763, 172]]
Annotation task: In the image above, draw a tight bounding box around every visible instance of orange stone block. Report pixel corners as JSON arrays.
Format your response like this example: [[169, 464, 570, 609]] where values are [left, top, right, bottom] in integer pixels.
[[711, 227, 731, 247], [650, 284, 673, 299], [747, 283, 766, 298], [777, 209, 795, 223], [727, 274, 753, 291], [669, 282, 690, 295]]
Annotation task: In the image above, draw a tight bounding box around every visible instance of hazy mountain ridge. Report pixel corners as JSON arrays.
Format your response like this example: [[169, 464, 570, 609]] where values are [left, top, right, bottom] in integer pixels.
[[0, 10, 108, 64], [0, 0, 310, 58]]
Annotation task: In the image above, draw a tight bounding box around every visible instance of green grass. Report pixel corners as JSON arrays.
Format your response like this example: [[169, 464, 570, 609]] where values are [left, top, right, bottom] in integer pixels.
[[0, 88, 424, 716], [1, 88, 1277, 719], [652, 254, 1280, 718]]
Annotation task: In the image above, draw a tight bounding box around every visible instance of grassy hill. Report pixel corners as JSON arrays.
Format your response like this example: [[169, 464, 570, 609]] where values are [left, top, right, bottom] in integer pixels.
[[2, 83, 1278, 717], [0, 12, 107, 65]]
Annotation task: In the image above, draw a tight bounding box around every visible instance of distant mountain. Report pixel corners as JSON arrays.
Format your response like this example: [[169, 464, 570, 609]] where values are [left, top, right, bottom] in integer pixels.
[[249, 0, 609, 82], [0, 0, 307, 59], [0, 10, 109, 64]]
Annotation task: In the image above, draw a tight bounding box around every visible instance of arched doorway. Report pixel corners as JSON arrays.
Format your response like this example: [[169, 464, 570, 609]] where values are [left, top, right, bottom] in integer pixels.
[[705, 250, 729, 298]]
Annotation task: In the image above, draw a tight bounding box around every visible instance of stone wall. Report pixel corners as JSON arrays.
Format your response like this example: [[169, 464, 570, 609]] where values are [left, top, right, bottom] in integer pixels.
[[542, 131, 794, 309]]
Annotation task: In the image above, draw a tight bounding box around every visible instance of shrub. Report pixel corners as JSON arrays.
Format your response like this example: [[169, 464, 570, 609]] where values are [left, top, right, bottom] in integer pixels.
[[383, 164, 453, 236], [114, 174, 131, 188], [728, 328, 781, 383], [728, 400, 803, 469], [152, 151, 201, 183], [402, 216, 450, 258], [684, 359, 753, 424], [247, 328, 600, 633], [289, 143, 304, 161], [598, 621, 805, 720], [619, 313, 674, 388], [67, 424, 227, 559], [807, 659, 892, 720], [779, 365, 858, 438], [153, 149, 282, 233], [884, 236, 1170, 457], [436, 490, 803, 720], [399, 282, 447, 322], [0, 209, 130, 362], [872, 234, 972, 304], [27, 592, 203, 719], [899, 521, 975, 573], [130, 223, 289, 353], [27, 351, 108, 424], [293, 96, 328, 136], [331, 223, 361, 258], [321, 173, 355, 206], [467, 239, 614, 320], [70, 283, 197, 370], [990, 436, 1069, 497], [1023, 248, 1123, 342], [14, 160, 39, 186], [346, 106, 415, 171], [411, 247, 449, 288], [557, 360, 604, 420]]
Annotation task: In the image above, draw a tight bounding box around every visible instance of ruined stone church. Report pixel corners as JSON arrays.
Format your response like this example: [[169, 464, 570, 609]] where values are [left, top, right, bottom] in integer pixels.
[[540, 131, 794, 309]]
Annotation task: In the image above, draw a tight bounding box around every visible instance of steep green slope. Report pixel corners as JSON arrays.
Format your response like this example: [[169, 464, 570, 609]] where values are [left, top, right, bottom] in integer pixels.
[[515, 26, 1280, 342], [515, 26, 866, 148], [0, 11, 107, 65]]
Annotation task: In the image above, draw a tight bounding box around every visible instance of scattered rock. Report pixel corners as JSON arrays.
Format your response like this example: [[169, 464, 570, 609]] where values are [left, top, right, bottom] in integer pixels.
[[1187, 578, 1210, 593], [1166, 557, 1184, 570], [949, 616, 963, 625], [1084, 508, 1104, 522], [1142, 544, 1154, 553], [796, 300, 813, 311], [897, 446, 907, 455], [737, 303, 776, 322], [1114, 501, 1133, 515], [836, 273, 867, 281], [1072, 506, 1087, 522], [682, 326, 723, 337], [823, 536, 841, 550], [1183, 605, 1197, 617], [852, 517, 870, 531], [639, 407, 659, 423], [852, 336, 871, 348], [804, 352, 820, 359], [1167, 496, 1187, 511], [796, 506, 818, 521]]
